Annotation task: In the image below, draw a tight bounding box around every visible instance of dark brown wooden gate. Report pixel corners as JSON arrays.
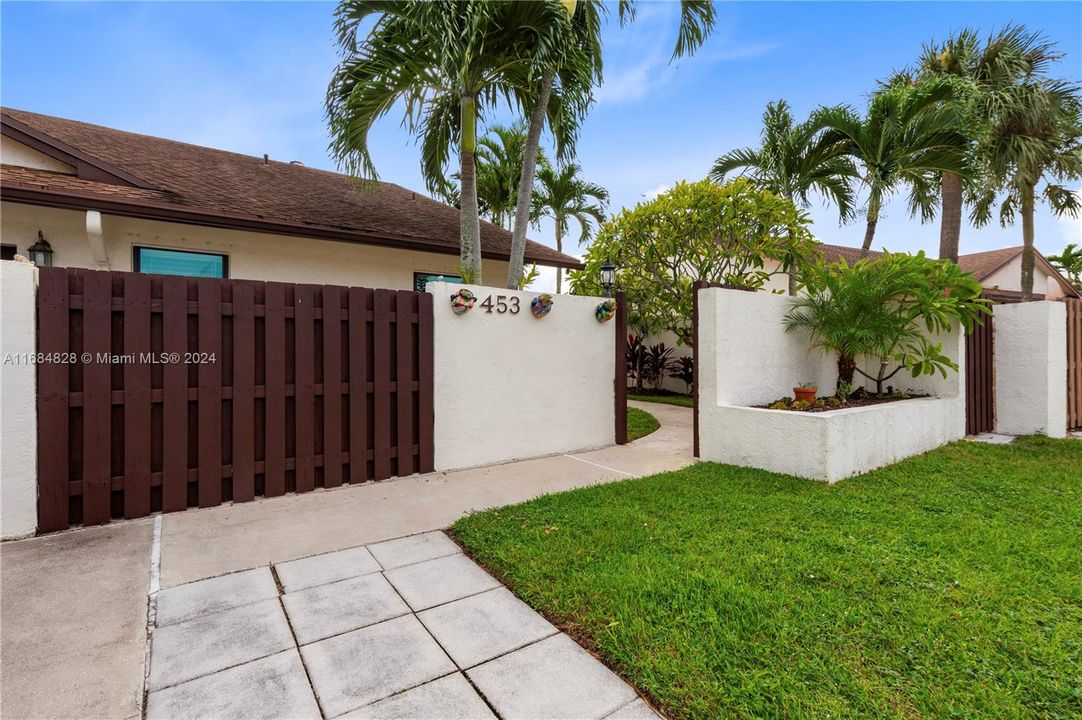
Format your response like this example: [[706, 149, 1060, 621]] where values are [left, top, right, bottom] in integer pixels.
[[965, 312, 995, 436], [1067, 298, 1082, 430], [35, 267, 434, 533]]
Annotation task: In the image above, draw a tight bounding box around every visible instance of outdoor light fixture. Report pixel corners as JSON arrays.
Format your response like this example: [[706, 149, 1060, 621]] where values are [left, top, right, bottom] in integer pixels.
[[27, 231, 53, 267], [600, 257, 616, 297]]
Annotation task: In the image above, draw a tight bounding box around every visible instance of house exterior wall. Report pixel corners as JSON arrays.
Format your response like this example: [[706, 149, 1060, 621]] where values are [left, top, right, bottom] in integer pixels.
[[697, 287, 965, 483], [1, 136, 75, 174], [982, 257, 1065, 299], [994, 301, 1067, 437], [429, 282, 615, 470], [1, 201, 510, 291], [0, 261, 39, 539]]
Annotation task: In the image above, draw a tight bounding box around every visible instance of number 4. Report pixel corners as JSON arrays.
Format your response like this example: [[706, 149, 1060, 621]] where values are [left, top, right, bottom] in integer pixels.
[[480, 295, 494, 313]]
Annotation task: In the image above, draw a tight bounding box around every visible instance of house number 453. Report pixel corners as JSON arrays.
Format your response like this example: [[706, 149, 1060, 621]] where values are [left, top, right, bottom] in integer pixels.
[[479, 295, 520, 314]]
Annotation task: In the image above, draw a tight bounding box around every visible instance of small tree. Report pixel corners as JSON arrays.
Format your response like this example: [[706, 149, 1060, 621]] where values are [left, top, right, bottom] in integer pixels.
[[785, 252, 989, 393], [569, 178, 816, 344], [1048, 242, 1082, 286]]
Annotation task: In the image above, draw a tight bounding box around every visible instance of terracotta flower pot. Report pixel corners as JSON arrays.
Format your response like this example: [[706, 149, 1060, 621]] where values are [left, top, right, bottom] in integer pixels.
[[793, 386, 817, 404]]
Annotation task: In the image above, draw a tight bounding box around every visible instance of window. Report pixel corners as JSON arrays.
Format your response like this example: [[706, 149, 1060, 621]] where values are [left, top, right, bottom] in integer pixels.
[[1, 245, 16, 261], [133, 247, 227, 278], [413, 271, 462, 293]]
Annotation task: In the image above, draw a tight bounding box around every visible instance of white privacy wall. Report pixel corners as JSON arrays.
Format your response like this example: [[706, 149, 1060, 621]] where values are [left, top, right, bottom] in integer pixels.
[[429, 283, 616, 470], [0, 261, 39, 539], [697, 287, 965, 483], [994, 301, 1067, 438]]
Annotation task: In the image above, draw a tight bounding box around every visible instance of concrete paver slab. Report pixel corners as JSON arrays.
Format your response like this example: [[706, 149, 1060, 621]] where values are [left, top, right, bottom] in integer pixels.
[[384, 553, 501, 611], [155, 566, 277, 626], [148, 597, 294, 690], [418, 587, 558, 668], [301, 614, 455, 717], [603, 698, 663, 719], [0, 520, 153, 720], [282, 572, 410, 645], [145, 649, 319, 720], [367, 530, 461, 570], [338, 673, 495, 719], [467, 634, 637, 720], [275, 545, 382, 592]]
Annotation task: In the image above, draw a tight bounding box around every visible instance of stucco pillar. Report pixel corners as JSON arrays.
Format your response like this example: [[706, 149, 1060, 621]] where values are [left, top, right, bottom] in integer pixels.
[[1, 261, 39, 538], [994, 301, 1067, 438]]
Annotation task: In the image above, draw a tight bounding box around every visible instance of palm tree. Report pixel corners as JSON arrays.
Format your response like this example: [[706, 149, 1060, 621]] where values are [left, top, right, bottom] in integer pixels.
[[1048, 242, 1082, 286], [506, 0, 716, 289], [475, 123, 535, 229], [814, 80, 970, 257], [327, 1, 572, 284], [908, 25, 1065, 262], [711, 99, 858, 293], [968, 30, 1082, 300], [532, 162, 608, 293]]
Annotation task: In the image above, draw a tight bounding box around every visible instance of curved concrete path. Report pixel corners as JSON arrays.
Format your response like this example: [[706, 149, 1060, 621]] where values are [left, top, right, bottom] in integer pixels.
[[628, 400, 693, 457]]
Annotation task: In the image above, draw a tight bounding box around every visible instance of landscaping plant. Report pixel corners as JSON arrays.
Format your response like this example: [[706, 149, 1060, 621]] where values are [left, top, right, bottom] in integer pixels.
[[785, 251, 989, 393], [668, 356, 694, 394]]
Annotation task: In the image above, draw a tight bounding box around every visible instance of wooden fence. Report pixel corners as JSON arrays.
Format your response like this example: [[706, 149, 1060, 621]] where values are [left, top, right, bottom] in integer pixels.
[[965, 313, 995, 436], [1068, 299, 1082, 430], [36, 268, 434, 532]]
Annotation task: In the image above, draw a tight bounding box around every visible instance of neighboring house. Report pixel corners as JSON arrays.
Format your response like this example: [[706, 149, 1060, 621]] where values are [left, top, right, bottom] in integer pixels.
[[819, 243, 1080, 301], [0, 108, 580, 289]]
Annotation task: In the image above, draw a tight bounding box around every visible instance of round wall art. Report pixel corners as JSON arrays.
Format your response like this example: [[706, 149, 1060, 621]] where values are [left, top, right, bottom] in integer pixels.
[[530, 293, 554, 318], [595, 299, 616, 323], [450, 288, 477, 315]]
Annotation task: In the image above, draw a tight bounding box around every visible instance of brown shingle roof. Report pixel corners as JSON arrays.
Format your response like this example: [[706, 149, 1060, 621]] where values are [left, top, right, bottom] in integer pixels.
[[956, 246, 1022, 280], [0, 107, 580, 269]]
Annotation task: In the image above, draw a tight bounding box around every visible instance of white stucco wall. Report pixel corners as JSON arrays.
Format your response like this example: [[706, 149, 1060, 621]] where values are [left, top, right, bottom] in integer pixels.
[[2, 136, 75, 174], [983, 257, 1066, 299], [1, 201, 511, 291], [697, 287, 965, 483], [430, 282, 615, 470], [0, 261, 39, 538], [994, 301, 1067, 437]]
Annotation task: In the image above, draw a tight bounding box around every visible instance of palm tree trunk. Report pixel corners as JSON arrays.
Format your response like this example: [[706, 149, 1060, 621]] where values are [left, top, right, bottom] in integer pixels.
[[938, 172, 963, 262], [1021, 180, 1036, 301], [506, 69, 555, 290], [459, 92, 482, 283], [837, 355, 855, 387], [554, 216, 564, 294], [860, 196, 880, 258]]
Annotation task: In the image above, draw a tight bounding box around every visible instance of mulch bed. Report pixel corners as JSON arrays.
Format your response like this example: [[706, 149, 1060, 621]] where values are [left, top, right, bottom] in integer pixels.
[[755, 393, 929, 412]]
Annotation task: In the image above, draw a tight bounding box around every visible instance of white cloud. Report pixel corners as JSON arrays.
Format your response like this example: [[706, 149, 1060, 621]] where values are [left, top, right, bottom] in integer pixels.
[[641, 183, 671, 200]]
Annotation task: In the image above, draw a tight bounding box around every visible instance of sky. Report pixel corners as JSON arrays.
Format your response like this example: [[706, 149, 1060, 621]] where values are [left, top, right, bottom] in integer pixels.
[[2, 1, 1080, 292]]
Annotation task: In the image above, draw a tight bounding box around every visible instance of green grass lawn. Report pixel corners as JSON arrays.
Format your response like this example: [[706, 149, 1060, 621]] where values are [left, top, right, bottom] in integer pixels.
[[627, 406, 660, 441], [453, 437, 1082, 720], [628, 391, 693, 408]]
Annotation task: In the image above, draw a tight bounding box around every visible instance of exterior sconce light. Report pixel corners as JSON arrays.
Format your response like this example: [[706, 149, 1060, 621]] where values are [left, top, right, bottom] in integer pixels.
[[27, 231, 54, 267], [599, 257, 616, 298]]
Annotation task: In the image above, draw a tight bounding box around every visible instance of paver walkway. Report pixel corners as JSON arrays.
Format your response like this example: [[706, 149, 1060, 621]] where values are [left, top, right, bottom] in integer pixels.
[[146, 530, 662, 720]]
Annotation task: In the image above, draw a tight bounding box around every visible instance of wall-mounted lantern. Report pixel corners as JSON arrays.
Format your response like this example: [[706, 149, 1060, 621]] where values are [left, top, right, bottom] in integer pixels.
[[27, 231, 53, 267], [599, 257, 616, 298]]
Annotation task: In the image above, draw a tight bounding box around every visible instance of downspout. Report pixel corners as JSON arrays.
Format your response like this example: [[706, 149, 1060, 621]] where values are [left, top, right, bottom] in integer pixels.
[[85, 210, 108, 268]]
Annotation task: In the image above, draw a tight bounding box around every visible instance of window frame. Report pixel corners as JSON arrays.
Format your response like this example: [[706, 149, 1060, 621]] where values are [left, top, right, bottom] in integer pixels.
[[132, 245, 229, 278], [413, 271, 463, 293]]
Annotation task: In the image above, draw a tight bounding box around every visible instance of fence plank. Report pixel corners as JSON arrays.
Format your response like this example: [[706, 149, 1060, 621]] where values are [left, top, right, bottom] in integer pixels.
[[615, 291, 628, 445], [294, 285, 316, 493], [416, 292, 434, 474], [395, 290, 415, 477], [197, 278, 223, 508], [161, 277, 189, 512], [348, 288, 371, 483], [81, 271, 113, 525], [36, 269, 71, 532], [264, 283, 287, 497], [373, 290, 393, 479], [123, 273, 152, 518], [323, 286, 344, 488], [232, 280, 256, 502]]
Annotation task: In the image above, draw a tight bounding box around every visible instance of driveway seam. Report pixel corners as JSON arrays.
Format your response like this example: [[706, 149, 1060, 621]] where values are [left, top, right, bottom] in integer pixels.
[[271, 564, 326, 720], [562, 453, 636, 476]]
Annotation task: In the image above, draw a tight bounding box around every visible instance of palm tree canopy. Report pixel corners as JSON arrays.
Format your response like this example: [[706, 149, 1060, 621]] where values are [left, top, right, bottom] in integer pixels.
[[533, 162, 610, 245], [813, 80, 971, 223], [711, 99, 858, 221]]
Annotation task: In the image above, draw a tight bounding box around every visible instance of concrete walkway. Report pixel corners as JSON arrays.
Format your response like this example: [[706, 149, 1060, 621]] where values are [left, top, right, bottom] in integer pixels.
[[1, 421, 694, 720], [146, 531, 662, 719]]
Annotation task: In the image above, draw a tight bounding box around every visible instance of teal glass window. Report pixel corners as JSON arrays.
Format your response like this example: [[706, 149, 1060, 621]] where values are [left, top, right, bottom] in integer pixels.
[[413, 272, 462, 292], [134, 247, 227, 278]]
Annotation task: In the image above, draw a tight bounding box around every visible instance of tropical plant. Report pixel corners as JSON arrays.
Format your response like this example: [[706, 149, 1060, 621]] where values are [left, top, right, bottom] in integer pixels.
[[644, 342, 676, 390], [668, 356, 695, 394], [785, 252, 990, 394], [813, 80, 970, 257], [506, 0, 716, 289], [967, 29, 1082, 300], [1048, 242, 1082, 285], [532, 162, 608, 293], [711, 99, 858, 293], [570, 179, 816, 344], [327, 0, 574, 283], [626, 333, 646, 390]]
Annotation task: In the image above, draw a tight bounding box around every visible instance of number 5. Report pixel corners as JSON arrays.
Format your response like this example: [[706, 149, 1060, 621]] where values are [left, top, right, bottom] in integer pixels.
[[496, 295, 508, 313]]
